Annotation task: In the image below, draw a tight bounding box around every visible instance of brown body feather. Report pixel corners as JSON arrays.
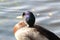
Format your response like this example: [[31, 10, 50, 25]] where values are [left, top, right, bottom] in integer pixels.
[[13, 21, 27, 34]]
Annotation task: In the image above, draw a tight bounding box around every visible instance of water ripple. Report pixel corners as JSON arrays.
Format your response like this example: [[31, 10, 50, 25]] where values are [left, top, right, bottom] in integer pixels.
[[0, 0, 60, 40]]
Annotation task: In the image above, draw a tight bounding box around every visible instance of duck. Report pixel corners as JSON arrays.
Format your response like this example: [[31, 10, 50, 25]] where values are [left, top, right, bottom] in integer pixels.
[[13, 11, 60, 40]]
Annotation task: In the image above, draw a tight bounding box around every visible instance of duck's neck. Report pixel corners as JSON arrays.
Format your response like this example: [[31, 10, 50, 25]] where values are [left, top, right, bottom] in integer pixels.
[[29, 24, 34, 28], [23, 20, 34, 27]]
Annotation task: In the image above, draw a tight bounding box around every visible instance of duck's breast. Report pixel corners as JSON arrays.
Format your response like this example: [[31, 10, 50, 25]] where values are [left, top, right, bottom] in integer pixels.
[[15, 27, 48, 40], [13, 21, 27, 34]]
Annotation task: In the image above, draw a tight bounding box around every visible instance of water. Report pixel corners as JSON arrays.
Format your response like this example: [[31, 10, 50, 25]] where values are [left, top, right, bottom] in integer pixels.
[[0, 0, 60, 40]]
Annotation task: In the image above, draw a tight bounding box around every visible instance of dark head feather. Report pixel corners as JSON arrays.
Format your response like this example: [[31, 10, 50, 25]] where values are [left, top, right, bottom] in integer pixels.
[[22, 11, 35, 27]]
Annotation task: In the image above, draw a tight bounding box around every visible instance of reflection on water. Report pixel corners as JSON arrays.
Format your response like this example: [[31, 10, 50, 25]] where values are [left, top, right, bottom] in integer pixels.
[[0, 0, 60, 40]]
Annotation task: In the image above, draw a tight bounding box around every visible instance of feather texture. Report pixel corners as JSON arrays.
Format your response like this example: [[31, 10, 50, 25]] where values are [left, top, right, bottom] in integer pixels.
[[15, 26, 48, 40]]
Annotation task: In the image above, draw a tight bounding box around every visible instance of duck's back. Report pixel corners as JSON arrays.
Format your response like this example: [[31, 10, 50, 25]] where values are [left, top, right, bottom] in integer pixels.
[[15, 26, 48, 40], [34, 25, 60, 40]]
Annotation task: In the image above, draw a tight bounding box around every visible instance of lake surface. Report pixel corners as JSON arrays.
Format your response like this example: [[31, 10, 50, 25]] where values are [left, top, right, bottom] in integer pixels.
[[0, 0, 60, 40]]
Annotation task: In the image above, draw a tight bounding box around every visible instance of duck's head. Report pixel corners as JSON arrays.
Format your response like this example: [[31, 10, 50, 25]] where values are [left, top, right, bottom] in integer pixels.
[[22, 11, 35, 27]]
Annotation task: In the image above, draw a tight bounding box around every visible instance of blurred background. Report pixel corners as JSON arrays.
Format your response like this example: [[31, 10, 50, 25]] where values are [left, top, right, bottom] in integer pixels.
[[0, 0, 60, 40]]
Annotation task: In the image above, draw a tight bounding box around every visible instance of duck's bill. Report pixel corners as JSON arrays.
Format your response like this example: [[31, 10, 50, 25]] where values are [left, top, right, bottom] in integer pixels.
[[16, 16, 23, 19]]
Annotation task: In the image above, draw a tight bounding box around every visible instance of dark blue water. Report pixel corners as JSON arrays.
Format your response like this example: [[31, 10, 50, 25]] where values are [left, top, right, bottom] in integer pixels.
[[0, 0, 60, 40]]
